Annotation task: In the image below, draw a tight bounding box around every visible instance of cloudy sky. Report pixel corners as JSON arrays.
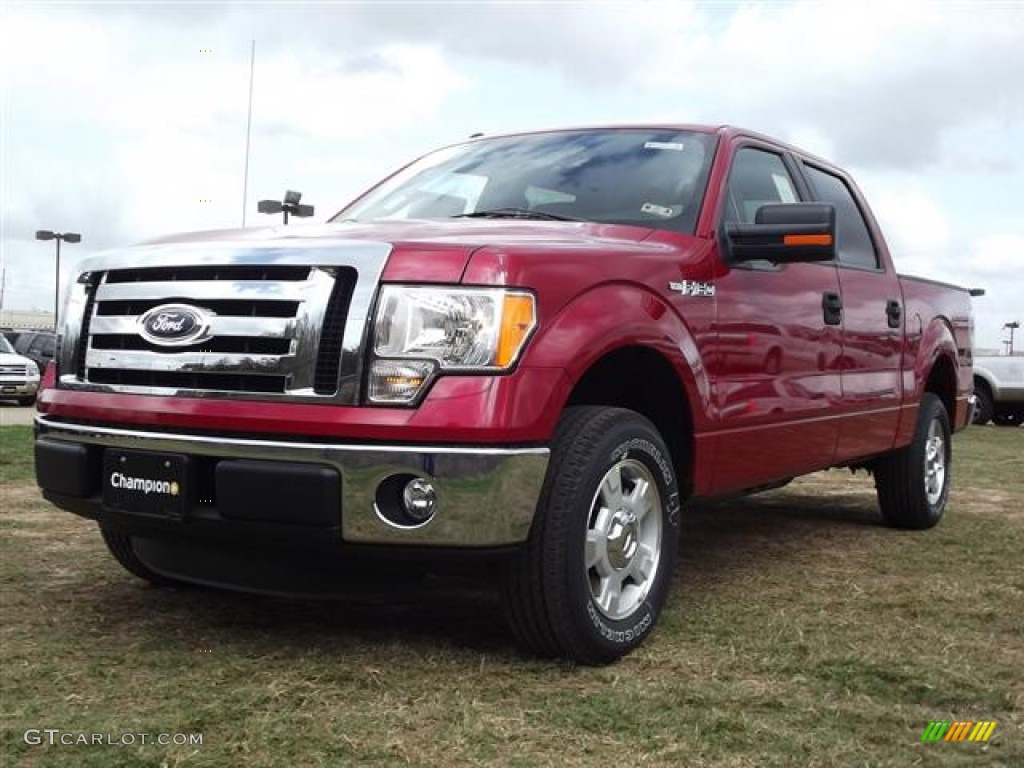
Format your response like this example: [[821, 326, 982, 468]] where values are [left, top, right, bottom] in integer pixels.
[[1, 0, 1022, 350]]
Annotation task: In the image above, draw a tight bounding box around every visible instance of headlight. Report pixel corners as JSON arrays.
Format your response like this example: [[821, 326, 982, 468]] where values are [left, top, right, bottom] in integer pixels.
[[368, 286, 536, 404]]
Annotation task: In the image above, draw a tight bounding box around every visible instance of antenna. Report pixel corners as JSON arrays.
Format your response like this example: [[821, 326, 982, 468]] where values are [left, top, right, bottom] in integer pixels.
[[241, 39, 255, 226]]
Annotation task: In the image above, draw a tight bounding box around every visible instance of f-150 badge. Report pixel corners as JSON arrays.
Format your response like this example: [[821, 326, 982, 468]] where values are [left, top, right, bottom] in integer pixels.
[[668, 280, 715, 297]]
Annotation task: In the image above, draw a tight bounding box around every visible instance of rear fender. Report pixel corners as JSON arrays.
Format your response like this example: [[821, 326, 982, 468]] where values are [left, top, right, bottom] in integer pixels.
[[899, 316, 962, 440]]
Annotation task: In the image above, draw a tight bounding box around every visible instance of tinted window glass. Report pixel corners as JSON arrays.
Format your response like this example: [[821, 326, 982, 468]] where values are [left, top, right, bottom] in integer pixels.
[[723, 148, 799, 225], [39, 336, 56, 356], [335, 130, 718, 235], [803, 164, 878, 268]]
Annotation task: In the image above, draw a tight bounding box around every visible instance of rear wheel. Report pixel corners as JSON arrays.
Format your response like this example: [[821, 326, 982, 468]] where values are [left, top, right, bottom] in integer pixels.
[[100, 527, 183, 587], [502, 407, 681, 664], [874, 393, 951, 529]]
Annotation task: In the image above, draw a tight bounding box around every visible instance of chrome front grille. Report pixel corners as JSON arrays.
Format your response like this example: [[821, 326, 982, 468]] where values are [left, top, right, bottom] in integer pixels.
[[57, 238, 392, 403], [0, 365, 29, 376]]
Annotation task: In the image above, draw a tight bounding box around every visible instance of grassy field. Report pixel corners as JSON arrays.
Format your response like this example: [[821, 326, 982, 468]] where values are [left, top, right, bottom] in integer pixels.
[[1, 424, 1021, 767]]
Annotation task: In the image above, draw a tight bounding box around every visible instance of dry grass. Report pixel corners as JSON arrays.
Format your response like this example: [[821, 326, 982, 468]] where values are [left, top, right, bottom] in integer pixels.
[[1, 425, 1022, 767]]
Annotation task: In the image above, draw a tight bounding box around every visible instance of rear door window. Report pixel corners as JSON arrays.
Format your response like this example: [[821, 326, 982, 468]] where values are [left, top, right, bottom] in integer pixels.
[[802, 164, 879, 269]]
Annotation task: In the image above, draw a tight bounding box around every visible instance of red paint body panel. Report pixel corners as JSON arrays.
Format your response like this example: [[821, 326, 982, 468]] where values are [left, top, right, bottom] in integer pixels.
[[38, 125, 975, 499], [39, 367, 570, 444]]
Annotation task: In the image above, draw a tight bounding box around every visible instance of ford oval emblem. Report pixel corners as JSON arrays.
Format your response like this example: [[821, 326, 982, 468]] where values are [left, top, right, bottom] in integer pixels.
[[138, 304, 212, 347]]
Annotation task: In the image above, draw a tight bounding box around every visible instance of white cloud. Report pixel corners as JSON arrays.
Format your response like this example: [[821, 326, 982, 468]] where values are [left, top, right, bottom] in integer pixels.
[[968, 235, 1024, 277], [2, 1, 1022, 351]]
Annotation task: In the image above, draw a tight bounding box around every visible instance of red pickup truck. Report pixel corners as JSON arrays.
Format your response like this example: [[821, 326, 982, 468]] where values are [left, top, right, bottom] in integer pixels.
[[35, 125, 975, 663]]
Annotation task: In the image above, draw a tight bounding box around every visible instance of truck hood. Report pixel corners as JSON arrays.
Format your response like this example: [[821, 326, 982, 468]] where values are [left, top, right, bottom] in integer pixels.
[[0, 352, 36, 369], [143, 218, 659, 249], [135, 219, 696, 284]]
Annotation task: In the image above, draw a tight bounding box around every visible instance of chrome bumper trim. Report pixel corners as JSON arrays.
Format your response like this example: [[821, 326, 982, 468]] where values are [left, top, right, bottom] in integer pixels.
[[35, 416, 548, 547]]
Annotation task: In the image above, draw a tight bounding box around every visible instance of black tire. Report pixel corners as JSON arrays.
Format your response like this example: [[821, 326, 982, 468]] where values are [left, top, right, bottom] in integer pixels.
[[991, 408, 1022, 427], [502, 406, 681, 664], [874, 393, 951, 529], [17, 395, 35, 407], [100, 527, 182, 587], [972, 381, 993, 425]]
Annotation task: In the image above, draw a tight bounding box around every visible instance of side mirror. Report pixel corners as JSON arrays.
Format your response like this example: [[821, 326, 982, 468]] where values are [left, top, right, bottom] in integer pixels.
[[725, 203, 836, 264]]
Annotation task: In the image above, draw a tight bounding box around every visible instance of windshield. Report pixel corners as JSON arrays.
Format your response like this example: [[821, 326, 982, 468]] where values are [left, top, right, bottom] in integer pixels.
[[332, 129, 718, 234], [0, 337, 14, 354]]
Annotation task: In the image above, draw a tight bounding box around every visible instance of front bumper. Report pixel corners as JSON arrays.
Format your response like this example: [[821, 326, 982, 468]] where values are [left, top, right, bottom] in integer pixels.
[[34, 416, 549, 548], [0, 380, 38, 397]]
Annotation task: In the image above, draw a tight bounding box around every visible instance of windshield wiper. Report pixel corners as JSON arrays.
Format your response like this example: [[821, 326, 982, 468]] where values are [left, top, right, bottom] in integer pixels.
[[453, 208, 578, 222]]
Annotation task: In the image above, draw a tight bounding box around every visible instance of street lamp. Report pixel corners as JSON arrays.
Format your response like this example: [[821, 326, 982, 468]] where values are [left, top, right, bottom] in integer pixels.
[[257, 189, 314, 225], [1004, 321, 1020, 356], [35, 230, 81, 331]]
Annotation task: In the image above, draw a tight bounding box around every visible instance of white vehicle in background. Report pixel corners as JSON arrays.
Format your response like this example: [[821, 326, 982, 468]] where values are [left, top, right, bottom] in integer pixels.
[[0, 335, 41, 406], [972, 352, 1024, 426]]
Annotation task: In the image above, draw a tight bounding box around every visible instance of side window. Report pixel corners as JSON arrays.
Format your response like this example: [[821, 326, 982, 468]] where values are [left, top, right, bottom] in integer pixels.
[[803, 164, 879, 269], [40, 336, 56, 356], [723, 148, 799, 225]]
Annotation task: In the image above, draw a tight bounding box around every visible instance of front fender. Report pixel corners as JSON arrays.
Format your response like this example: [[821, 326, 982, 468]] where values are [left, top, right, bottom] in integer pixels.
[[521, 282, 712, 431]]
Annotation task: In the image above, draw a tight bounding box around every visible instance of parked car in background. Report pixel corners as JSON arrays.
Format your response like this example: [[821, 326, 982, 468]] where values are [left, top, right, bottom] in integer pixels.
[[972, 352, 1024, 426], [0, 335, 41, 405], [13, 331, 57, 373]]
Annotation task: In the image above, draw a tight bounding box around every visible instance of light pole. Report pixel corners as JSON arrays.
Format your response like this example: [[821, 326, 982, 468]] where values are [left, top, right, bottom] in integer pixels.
[[1004, 321, 1020, 356], [35, 230, 81, 331], [257, 190, 314, 225]]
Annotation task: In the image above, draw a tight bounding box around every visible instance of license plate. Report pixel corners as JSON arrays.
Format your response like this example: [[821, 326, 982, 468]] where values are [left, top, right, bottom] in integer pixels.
[[103, 449, 188, 518]]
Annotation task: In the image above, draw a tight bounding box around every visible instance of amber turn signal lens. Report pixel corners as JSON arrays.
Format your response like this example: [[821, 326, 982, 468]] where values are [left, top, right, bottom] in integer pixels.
[[496, 294, 536, 368], [783, 234, 833, 246]]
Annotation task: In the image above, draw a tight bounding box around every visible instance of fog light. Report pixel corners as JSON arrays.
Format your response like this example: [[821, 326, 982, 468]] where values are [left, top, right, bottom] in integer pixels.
[[402, 478, 437, 523]]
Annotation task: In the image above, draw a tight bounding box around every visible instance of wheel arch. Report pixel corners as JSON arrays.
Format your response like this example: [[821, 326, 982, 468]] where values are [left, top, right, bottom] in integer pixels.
[[913, 315, 968, 430], [564, 345, 695, 497], [924, 352, 957, 422], [522, 283, 709, 496], [972, 365, 999, 399]]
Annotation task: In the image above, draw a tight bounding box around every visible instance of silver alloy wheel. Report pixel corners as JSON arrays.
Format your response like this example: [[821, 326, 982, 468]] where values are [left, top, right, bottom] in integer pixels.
[[584, 458, 663, 621], [924, 419, 946, 505]]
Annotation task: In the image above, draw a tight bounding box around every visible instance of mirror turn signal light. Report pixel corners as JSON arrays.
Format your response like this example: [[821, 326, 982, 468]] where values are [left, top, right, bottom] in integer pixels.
[[783, 234, 833, 246]]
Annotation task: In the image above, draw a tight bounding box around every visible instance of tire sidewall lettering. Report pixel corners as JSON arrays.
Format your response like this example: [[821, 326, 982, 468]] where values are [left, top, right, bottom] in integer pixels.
[[586, 601, 654, 645], [576, 427, 679, 648], [610, 437, 673, 488]]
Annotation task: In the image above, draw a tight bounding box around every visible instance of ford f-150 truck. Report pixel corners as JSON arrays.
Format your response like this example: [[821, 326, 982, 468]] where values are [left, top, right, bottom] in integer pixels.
[[34, 125, 975, 663]]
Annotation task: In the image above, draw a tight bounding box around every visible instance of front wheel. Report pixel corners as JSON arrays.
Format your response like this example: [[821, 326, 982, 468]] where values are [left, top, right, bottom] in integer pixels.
[[873, 393, 952, 529], [100, 527, 184, 587], [971, 382, 993, 425], [502, 407, 681, 664]]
